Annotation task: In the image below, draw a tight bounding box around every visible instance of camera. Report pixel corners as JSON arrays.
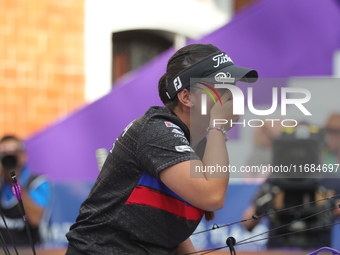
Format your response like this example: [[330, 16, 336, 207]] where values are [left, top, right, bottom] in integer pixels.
[[0, 154, 18, 171], [271, 123, 324, 188]]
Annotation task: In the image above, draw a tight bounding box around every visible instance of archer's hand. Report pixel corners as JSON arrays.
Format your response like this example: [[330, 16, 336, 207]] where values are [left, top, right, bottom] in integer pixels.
[[210, 89, 239, 130]]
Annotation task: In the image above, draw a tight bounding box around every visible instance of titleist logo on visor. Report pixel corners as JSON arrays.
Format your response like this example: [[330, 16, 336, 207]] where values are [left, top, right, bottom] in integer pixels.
[[212, 53, 233, 68], [166, 51, 258, 100]]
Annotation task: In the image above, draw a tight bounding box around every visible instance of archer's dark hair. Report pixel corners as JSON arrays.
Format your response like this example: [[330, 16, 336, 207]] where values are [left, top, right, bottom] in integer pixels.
[[158, 44, 220, 110]]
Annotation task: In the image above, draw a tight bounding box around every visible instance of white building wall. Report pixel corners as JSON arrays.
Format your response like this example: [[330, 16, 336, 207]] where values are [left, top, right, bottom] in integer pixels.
[[84, 0, 232, 102]]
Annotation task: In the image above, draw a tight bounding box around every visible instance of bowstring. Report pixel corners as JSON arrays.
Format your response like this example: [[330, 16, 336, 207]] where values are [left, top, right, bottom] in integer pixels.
[[186, 194, 340, 255], [235, 221, 340, 247], [236, 203, 340, 245], [192, 194, 340, 235], [187, 220, 340, 255]]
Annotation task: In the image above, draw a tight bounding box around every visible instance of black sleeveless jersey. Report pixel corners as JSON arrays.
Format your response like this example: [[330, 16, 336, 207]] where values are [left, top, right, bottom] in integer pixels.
[[66, 106, 204, 255]]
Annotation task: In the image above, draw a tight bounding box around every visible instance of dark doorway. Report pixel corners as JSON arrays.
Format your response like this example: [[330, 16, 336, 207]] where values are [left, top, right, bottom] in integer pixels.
[[112, 30, 173, 84]]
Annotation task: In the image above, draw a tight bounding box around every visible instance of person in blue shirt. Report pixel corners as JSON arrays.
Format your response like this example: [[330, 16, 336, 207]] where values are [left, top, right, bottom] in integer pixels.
[[0, 135, 52, 246]]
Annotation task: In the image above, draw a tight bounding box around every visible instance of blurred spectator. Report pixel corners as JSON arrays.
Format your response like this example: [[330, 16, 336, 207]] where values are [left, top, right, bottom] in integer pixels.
[[243, 120, 282, 183], [0, 135, 52, 246], [241, 177, 339, 249], [319, 113, 340, 227], [322, 113, 340, 165], [241, 123, 340, 249]]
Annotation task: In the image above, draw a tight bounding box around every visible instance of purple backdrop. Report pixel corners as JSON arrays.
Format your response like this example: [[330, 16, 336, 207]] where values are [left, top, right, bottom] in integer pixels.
[[26, 0, 340, 182]]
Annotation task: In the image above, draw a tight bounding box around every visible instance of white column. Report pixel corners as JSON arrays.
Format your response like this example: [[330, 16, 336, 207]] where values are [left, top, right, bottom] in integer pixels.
[[84, 0, 112, 102], [333, 50, 340, 78]]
